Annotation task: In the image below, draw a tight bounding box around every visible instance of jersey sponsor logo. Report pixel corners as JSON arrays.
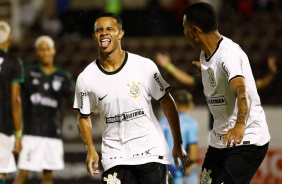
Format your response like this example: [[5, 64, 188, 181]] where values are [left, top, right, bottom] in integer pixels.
[[80, 92, 87, 109], [30, 92, 58, 108], [103, 172, 121, 184], [206, 96, 227, 106], [132, 149, 151, 157], [127, 81, 141, 98], [0, 57, 3, 72], [52, 79, 62, 91], [221, 62, 230, 78], [212, 130, 225, 140], [154, 73, 164, 91], [99, 94, 108, 101], [106, 109, 145, 124], [207, 68, 216, 87], [200, 168, 212, 184]]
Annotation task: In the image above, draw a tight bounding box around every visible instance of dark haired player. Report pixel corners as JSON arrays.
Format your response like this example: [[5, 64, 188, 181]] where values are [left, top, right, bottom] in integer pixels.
[[183, 2, 270, 184], [73, 12, 188, 184]]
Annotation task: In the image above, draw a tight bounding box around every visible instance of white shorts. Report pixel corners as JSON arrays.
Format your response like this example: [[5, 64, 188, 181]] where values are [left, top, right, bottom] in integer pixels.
[[18, 135, 64, 172], [0, 133, 17, 173]]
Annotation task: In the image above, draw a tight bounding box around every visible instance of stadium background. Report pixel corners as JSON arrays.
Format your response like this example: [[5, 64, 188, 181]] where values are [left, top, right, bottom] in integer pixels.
[[1, 0, 282, 183]]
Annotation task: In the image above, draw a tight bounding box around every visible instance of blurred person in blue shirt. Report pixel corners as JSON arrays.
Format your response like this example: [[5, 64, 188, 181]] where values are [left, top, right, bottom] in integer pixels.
[[159, 89, 198, 184]]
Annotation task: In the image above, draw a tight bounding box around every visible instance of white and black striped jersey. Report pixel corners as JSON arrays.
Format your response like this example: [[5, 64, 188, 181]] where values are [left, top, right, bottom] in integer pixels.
[[200, 36, 270, 148], [73, 52, 171, 171]]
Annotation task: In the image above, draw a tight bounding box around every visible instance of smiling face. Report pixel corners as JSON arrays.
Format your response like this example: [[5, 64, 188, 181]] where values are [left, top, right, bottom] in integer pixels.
[[93, 17, 124, 55], [36, 41, 55, 66]]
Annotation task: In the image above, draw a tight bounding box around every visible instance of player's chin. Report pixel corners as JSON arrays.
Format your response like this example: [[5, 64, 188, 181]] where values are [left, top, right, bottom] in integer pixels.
[[101, 48, 114, 55]]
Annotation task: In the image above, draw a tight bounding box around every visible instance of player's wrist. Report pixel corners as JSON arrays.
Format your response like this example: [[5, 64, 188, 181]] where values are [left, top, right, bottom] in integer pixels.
[[15, 130, 22, 138], [166, 63, 174, 72], [85, 144, 95, 151]]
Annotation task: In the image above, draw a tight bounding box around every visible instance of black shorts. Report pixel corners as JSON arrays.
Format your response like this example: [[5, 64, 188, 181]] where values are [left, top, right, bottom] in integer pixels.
[[101, 162, 169, 184], [201, 143, 269, 184]]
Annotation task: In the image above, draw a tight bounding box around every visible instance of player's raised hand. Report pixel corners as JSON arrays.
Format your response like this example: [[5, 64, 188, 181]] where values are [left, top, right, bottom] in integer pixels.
[[172, 144, 188, 172], [267, 56, 277, 74], [86, 145, 100, 176], [218, 123, 245, 148], [192, 60, 201, 76], [156, 52, 172, 68]]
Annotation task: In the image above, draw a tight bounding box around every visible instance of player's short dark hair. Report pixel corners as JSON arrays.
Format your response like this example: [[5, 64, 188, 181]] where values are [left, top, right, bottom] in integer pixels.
[[95, 12, 123, 29], [184, 2, 218, 33], [173, 90, 193, 106]]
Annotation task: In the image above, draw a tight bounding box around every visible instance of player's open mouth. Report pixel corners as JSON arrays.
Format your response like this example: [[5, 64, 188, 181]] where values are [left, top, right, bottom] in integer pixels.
[[101, 39, 111, 48]]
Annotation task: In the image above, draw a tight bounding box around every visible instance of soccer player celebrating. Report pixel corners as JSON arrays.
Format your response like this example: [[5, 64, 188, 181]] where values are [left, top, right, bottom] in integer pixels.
[[73, 12, 188, 184], [182, 3, 270, 184], [13, 35, 75, 184], [0, 21, 24, 184]]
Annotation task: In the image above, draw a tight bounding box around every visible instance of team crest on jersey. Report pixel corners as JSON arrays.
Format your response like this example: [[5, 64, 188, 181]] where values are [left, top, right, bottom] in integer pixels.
[[52, 79, 62, 91], [127, 81, 141, 98], [31, 78, 40, 85], [103, 172, 121, 184], [207, 68, 216, 87], [200, 168, 212, 184]]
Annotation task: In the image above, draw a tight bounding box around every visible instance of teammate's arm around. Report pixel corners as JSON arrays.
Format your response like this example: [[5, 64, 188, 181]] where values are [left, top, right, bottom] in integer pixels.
[[77, 115, 100, 175], [160, 92, 188, 171], [218, 77, 252, 147]]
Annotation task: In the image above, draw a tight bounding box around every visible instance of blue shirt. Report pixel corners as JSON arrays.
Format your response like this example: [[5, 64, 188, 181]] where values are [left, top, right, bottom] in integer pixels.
[[159, 112, 198, 168]]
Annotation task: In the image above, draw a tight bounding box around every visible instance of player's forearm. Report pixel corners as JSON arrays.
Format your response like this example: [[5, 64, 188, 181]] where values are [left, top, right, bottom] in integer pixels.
[[11, 98, 22, 131], [11, 83, 22, 133], [77, 116, 95, 151], [160, 93, 183, 145], [188, 144, 197, 161], [256, 72, 275, 90], [236, 86, 251, 125]]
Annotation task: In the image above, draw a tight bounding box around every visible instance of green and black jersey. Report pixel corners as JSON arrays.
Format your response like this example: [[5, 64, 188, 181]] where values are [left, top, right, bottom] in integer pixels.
[[0, 49, 24, 135], [22, 64, 75, 138]]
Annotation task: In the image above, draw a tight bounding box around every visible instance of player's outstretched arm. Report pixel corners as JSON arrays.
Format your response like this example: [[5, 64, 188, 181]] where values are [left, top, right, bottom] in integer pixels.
[[256, 56, 277, 90], [218, 77, 252, 147], [156, 53, 195, 87], [77, 115, 100, 175], [160, 92, 188, 171], [11, 83, 22, 154]]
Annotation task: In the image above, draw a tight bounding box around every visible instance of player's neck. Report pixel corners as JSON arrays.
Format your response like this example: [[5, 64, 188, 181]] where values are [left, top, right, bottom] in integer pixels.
[[201, 31, 221, 59], [0, 45, 8, 52], [98, 48, 125, 72], [41, 64, 56, 74]]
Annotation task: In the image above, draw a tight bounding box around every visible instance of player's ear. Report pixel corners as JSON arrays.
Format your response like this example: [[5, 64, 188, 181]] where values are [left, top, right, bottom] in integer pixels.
[[118, 30, 124, 40], [192, 26, 199, 34]]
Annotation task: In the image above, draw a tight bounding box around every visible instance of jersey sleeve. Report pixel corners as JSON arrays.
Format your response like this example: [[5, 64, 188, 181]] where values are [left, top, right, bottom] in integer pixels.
[[146, 60, 171, 101], [11, 58, 24, 84], [219, 51, 244, 82], [73, 74, 93, 116]]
